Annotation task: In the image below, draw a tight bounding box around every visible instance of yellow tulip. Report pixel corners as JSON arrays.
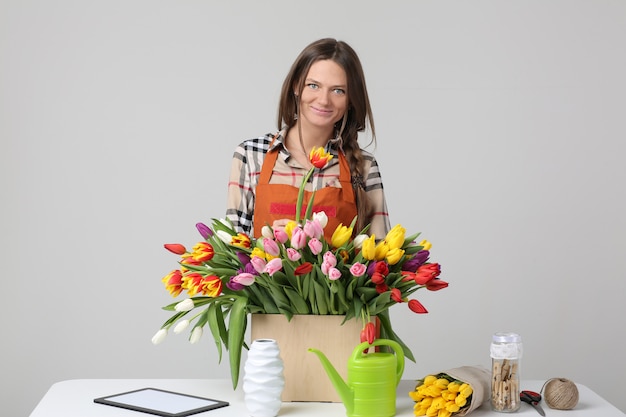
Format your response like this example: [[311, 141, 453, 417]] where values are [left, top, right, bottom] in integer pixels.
[[438, 410, 452, 417], [431, 397, 446, 409], [331, 223, 352, 248], [435, 378, 450, 389], [250, 247, 267, 260], [385, 247, 405, 265], [284, 221, 299, 238], [447, 382, 460, 393], [426, 406, 438, 417], [384, 224, 406, 249], [460, 385, 473, 398], [445, 402, 460, 413], [419, 239, 432, 251], [414, 407, 427, 416], [424, 375, 437, 385], [455, 395, 467, 407], [441, 391, 456, 401], [425, 385, 442, 397], [374, 240, 389, 260], [419, 397, 433, 407], [361, 235, 377, 260]]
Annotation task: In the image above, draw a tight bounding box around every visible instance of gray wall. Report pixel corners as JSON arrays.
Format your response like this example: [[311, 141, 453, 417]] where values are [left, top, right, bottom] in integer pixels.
[[2, 1, 625, 416]]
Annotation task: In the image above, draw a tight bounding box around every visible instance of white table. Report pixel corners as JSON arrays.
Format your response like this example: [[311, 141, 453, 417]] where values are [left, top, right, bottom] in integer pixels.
[[29, 379, 624, 417]]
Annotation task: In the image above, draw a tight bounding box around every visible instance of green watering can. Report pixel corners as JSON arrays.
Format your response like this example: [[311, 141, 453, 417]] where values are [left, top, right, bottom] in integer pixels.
[[309, 339, 405, 417]]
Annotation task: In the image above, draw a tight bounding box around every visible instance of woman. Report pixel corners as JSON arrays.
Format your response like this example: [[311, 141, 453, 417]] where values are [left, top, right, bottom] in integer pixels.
[[226, 38, 390, 241]]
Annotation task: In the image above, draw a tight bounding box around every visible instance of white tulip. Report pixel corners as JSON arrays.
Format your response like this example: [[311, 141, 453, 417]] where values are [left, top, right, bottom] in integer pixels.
[[352, 234, 369, 249], [151, 328, 167, 345], [174, 298, 195, 312], [216, 230, 232, 244], [189, 326, 203, 344], [312, 211, 328, 228], [173, 320, 190, 334], [261, 225, 273, 239]]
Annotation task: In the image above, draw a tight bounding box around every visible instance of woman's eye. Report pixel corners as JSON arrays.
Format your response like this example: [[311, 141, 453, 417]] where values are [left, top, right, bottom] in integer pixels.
[[307, 83, 319, 89], [333, 88, 346, 95]]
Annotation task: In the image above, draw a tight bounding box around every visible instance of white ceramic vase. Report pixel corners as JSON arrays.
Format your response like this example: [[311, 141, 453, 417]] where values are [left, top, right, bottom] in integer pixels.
[[243, 339, 285, 417]]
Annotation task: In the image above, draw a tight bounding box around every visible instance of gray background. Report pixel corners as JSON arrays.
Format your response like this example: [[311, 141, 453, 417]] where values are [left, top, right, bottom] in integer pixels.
[[2, 1, 625, 416]]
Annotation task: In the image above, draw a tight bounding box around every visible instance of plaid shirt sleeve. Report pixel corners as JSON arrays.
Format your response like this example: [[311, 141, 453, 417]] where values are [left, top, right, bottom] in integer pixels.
[[226, 135, 273, 235], [361, 150, 391, 238]]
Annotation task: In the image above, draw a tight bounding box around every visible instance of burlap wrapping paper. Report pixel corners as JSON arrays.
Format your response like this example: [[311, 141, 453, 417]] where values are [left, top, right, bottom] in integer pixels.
[[415, 365, 491, 416]]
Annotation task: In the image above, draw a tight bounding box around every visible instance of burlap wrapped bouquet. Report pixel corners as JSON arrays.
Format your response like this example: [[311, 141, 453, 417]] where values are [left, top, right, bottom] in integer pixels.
[[409, 366, 491, 417]]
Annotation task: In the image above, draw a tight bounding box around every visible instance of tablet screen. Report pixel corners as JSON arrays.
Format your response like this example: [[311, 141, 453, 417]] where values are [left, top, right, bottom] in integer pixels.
[[94, 388, 229, 417]]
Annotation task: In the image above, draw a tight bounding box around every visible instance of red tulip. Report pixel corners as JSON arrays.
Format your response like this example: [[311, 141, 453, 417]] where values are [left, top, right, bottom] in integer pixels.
[[164, 243, 186, 255], [360, 322, 376, 344], [391, 288, 403, 303], [426, 279, 448, 291], [294, 262, 313, 276], [408, 299, 428, 314]]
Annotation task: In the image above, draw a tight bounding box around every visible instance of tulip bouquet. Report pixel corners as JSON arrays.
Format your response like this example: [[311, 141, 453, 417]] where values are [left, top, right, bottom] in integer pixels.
[[409, 367, 491, 417], [152, 147, 448, 389]]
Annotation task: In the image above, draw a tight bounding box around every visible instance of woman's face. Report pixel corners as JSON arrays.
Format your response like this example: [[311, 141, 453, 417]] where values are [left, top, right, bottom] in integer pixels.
[[298, 59, 348, 132]]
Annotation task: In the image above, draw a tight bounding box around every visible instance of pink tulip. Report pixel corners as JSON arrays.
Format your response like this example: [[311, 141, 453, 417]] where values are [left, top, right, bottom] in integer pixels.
[[290, 227, 307, 249], [304, 219, 323, 239], [328, 267, 342, 280], [232, 273, 256, 286], [286, 248, 301, 261], [308, 238, 323, 255], [262, 238, 280, 257], [350, 262, 367, 277], [323, 251, 337, 267], [263, 258, 283, 276], [250, 256, 267, 274], [274, 228, 288, 244]]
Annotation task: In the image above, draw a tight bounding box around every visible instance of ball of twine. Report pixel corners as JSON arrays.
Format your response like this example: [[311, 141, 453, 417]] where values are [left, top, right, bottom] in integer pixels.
[[541, 378, 579, 410]]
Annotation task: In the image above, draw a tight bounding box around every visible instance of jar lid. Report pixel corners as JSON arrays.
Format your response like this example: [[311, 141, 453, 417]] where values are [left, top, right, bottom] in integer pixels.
[[492, 332, 522, 343]]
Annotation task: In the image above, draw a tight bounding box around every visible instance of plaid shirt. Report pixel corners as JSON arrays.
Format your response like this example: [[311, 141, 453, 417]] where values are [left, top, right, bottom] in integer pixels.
[[226, 129, 391, 238]]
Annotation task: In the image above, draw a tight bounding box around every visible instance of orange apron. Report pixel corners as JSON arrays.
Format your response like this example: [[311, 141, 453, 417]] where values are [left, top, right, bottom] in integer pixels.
[[253, 147, 357, 242]]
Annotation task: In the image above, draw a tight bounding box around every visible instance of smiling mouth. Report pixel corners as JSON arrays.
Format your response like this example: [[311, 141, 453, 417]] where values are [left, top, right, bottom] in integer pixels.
[[310, 106, 333, 115]]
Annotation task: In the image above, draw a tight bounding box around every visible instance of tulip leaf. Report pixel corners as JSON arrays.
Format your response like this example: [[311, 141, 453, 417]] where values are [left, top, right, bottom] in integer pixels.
[[313, 280, 328, 315], [283, 287, 310, 314], [377, 310, 415, 362], [207, 303, 225, 362], [227, 296, 248, 389], [161, 310, 188, 327]]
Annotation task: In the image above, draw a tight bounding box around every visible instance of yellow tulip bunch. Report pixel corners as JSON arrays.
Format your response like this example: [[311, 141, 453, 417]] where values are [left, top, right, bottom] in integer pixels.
[[409, 374, 474, 417]]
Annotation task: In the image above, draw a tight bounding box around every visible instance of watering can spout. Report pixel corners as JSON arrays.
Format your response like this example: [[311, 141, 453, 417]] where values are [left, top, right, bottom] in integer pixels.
[[308, 348, 354, 414]]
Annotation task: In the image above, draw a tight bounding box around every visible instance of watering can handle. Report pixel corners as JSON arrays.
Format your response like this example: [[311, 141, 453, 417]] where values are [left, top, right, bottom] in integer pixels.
[[352, 339, 405, 385]]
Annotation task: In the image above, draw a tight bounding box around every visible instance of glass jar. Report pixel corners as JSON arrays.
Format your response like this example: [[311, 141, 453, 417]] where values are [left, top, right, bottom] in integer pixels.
[[490, 332, 522, 412]]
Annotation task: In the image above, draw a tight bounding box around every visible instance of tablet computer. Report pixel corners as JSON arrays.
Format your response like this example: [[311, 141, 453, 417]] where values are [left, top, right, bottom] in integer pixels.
[[94, 387, 229, 417]]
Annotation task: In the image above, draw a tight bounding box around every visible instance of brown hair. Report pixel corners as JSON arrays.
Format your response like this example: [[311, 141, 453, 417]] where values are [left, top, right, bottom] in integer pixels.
[[277, 38, 376, 233]]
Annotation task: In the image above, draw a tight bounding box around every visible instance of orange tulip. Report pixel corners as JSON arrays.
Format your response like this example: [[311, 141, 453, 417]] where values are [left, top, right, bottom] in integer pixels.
[[309, 146, 333, 169]]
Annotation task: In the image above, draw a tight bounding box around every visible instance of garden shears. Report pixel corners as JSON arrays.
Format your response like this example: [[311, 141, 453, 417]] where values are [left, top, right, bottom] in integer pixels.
[[520, 390, 545, 416]]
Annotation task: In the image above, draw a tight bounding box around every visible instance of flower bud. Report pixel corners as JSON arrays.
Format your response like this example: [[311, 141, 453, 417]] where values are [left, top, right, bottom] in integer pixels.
[[151, 328, 167, 345], [189, 326, 203, 344], [173, 320, 190, 334], [164, 243, 186, 255], [175, 298, 195, 312], [195, 222, 213, 239], [261, 225, 273, 239]]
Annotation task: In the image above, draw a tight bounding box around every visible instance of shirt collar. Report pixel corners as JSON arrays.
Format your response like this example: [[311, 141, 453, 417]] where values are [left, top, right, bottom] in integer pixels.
[[272, 127, 342, 158]]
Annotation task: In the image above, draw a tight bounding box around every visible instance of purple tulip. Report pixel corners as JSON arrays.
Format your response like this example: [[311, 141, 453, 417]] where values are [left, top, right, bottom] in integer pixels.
[[237, 251, 251, 265], [402, 250, 430, 272], [195, 222, 213, 239], [227, 279, 245, 291]]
